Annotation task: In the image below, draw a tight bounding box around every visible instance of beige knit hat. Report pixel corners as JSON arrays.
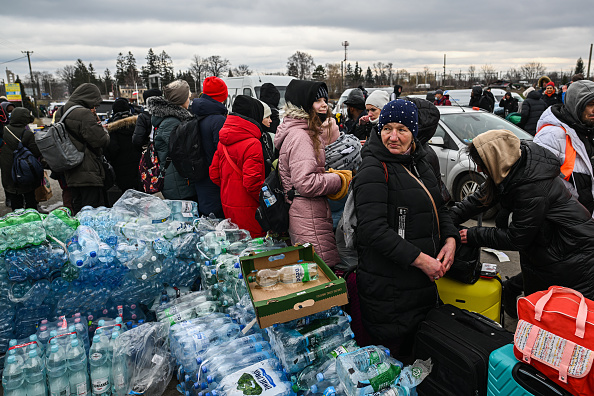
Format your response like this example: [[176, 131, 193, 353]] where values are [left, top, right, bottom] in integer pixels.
[[163, 80, 190, 106]]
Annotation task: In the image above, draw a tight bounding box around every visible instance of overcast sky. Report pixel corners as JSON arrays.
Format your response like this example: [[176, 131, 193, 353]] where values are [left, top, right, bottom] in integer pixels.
[[1, 1, 592, 83]]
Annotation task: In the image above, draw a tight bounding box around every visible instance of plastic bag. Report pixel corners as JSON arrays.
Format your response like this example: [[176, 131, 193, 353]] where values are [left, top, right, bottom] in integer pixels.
[[397, 358, 432, 390], [112, 190, 171, 223], [110, 322, 173, 395]]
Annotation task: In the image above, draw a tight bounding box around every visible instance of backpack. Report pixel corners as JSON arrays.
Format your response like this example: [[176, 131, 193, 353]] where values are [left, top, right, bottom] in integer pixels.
[[261, 131, 277, 177], [255, 165, 294, 234], [139, 132, 171, 194], [5, 126, 43, 186], [168, 115, 208, 182], [34, 105, 85, 172]]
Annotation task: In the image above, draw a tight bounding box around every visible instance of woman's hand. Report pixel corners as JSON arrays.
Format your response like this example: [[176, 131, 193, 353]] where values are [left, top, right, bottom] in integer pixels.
[[359, 115, 370, 125], [412, 252, 446, 282], [437, 237, 457, 271], [459, 229, 468, 244]]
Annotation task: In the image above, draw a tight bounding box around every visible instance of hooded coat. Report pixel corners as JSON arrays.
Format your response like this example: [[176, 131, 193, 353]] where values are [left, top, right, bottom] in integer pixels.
[[275, 102, 342, 267], [105, 112, 142, 191], [354, 131, 459, 340], [191, 94, 227, 217], [534, 80, 594, 215], [519, 90, 547, 135], [451, 137, 594, 299], [147, 96, 195, 200], [209, 96, 265, 237], [0, 101, 14, 130], [0, 108, 40, 194], [469, 86, 493, 112], [260, 83, 281, 134], [54, 83, 110, 188]]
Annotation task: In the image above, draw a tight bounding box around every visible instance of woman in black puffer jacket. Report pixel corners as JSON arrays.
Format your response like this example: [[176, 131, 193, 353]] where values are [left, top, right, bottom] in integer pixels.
[[518, 88, 547, 135], [354, 99, 459, 358], [452, 130, 594, 299]]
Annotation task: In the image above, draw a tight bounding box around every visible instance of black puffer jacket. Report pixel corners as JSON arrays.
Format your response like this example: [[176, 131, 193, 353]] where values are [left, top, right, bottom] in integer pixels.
[[450, 142, 594, 299], [542, 92, 561, 108], [260, 83, 280, 134], [105, 112, 142, 191], [132, 111, 152, 147], [519, 91, 547, 135], [354, 131, 459, 340]]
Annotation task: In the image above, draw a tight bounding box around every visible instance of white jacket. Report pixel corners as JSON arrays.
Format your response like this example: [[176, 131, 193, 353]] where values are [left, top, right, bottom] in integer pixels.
[[534, 107, 594, 217]]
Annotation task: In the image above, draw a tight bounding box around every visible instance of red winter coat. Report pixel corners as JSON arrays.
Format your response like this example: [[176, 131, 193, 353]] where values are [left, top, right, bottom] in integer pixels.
[[209, 114, 265, 237]]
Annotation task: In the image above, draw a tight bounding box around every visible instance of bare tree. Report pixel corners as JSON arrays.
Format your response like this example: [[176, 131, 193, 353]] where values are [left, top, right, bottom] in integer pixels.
[[325, 63, 342, 97], [205, 55, 231, 78], [505, 67, 523, 81], [481, 64, 496, 83], [189, 54, 207, 92], [234, 64, 252, 76], [521, 62, 546, 83], [468, 65, 476, 83], [57, 65, 76, 95], [287, 51, 315, 80]]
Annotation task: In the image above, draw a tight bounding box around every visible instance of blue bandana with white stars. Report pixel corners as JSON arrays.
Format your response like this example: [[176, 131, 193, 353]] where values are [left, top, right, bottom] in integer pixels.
[[377, 99, 419, 137]]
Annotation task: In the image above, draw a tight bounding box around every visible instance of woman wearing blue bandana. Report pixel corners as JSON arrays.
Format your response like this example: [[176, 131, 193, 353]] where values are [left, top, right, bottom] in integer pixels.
[[352, 99, 459, 358]]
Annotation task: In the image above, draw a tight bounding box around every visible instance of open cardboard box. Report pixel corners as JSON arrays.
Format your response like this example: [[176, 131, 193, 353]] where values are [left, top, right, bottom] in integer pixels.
[[240, 243, 348, 329]]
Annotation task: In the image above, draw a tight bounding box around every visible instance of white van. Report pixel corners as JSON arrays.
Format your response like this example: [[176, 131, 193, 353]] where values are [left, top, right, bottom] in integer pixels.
[[221, 76, 296, 111]]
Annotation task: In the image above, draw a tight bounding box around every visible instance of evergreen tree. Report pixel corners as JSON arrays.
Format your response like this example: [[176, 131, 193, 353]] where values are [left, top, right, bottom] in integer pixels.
[[353, 62, 363, 85], [73, 59, 90, 89], [115, 52, 127, 85], [228, 69, 234, 77], [103, 68, 114, 95], [345, 63, 354, 86], [124, 51, 140, 86], [158, 50, 175, 85], [575, 57, 585, 76], [365, 67, 374, 85], [312, 65, 326, 81], [141, 48, 160, 86]]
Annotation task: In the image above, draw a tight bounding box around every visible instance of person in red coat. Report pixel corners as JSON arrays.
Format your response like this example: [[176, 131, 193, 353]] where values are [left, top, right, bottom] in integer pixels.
[[209, 95, 266, 237]]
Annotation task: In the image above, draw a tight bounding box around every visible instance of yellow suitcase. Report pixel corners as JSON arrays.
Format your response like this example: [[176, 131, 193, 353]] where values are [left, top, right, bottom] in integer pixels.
[[436, 276, 502, 323]]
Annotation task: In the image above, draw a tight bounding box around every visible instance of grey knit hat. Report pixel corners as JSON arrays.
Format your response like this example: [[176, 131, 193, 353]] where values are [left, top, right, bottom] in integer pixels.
[[163, 80, 190, 106], [365, 90, 390, 111]]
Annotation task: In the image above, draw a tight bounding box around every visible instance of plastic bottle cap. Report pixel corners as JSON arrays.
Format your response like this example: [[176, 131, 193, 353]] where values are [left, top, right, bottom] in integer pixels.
[[211, 269, 217, 275], [384, 349, 390, 357], [29, 349, 37, 357], [76, 260, 84, 267], [185, 375, 191, 382], [74, 313, 81, 317], [93, 335, 100, 343], [98, 320, 105, 326], [116, 317, 122, 324], [41, 319, 48, 324], [137, 263, 143, 269], [317, 373, 324, 382], [155, 267, 161, 273], [72, 339, 79, 347], [51, 344, 59, 353], [50, 338, 57, 344], [9, 339, 17, 346], [311, 385, 318, 393], [234, 262, 240, 268], [90, 251, 97, 258], [40, 326, 47, 331], [196, 357, 202, 365], [207, 375, 213, 383], [202, 366, 208, 373], [7, 355, 15, 363], [131, 304, 136, 309], [142, 274, 148, 280]]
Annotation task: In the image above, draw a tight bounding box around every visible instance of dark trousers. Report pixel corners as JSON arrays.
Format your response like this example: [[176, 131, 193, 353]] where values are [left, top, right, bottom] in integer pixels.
[[70, 186, 105, 214], [6, 191, 37, 211]]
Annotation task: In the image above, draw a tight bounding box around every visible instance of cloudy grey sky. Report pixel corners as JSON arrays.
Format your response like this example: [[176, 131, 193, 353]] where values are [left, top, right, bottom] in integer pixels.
[[1, 0, 592, 81]]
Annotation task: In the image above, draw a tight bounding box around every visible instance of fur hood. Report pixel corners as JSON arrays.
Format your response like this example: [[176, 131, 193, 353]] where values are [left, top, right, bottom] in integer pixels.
[[146, 96, 193, 121], [106, 114, 138, 132], [282, 102, 310, 119]]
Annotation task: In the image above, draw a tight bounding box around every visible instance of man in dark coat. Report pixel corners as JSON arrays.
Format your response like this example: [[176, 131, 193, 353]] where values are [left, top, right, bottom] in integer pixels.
[[542, 82, 561, 108], [344, 88, 367, 135], [132, 88, 162, 147], [105, 98, 142, 196], [469, 86, 493, 112], [190, 76, 228, 218], [519, 88, 547, 135], [499, 92, 519, 117], [0, 107, 40, 210], [259, 83, 280, 134], [55, 83, 110, 213]]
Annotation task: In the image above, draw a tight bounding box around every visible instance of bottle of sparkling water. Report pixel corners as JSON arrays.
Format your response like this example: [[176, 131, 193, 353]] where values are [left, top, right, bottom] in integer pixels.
[[23, 349, 47, 396], [68, 339, 90, 396], [89, 335, 111, 395], [46, 343, 70, 396]]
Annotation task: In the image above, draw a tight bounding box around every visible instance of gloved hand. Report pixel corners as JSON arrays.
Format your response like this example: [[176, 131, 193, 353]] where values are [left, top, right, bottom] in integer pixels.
[[326, 168, 353, 200]]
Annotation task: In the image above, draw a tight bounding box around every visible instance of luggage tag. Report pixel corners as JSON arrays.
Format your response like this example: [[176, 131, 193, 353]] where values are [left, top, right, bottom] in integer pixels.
[[480, 263, 498, 278], [397, 207, 407, 239]]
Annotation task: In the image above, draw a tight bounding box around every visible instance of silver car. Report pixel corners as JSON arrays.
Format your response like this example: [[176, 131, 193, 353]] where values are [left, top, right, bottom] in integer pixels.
[[428, 106, 533, 217]]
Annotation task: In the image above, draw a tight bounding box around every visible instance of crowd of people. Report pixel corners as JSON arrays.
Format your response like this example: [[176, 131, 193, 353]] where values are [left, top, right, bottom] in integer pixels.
[[1, 74, 594, 361]]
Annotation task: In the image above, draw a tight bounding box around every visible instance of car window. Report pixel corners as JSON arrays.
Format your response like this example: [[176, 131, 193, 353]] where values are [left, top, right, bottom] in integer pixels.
[[255, 86, 288, 108], [441, 112, 533, 144], [96, 102, 113, 114], [243, 88, 252, 96]]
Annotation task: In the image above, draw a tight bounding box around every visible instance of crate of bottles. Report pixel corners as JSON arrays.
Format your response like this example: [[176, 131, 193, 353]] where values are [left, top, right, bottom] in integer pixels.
[[240, 243, 348, 328]]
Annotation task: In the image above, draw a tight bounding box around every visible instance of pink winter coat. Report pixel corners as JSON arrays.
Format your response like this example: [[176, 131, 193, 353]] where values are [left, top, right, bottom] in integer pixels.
[[274, 105, 342, 267]]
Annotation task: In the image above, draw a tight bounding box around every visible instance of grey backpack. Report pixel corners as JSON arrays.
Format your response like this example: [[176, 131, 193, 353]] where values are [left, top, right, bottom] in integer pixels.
[[35, 105, 85, 172]]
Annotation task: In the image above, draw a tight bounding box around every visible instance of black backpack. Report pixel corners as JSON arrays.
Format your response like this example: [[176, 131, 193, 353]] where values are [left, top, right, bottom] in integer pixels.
[[168, 115, 207, 182], [261, 131, 277, 178], [255, 166, 295, 234], [5, 126, 43, 186]]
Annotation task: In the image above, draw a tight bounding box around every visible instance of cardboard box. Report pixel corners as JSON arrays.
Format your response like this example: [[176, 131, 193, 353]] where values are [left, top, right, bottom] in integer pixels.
[[240, 243, 348, 329]]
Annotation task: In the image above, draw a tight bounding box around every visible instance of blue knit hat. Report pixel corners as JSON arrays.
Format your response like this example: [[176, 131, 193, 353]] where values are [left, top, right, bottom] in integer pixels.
[[377, 99, 419, 137]]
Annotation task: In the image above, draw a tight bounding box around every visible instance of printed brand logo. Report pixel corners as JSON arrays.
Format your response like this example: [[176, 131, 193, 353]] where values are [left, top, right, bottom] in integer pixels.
[[92, 377, 109, 392], [90, 352, 102, 361]]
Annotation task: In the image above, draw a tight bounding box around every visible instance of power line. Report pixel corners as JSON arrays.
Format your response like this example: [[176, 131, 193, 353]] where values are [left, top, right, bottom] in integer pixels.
[[0, 55, 27, 65]]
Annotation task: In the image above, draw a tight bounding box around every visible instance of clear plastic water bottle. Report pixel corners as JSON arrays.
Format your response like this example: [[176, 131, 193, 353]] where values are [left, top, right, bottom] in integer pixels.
[[110, 332, 127, 395], [3, 354, 25, 395], [211, 359, 293, 396], [250, 263, 319, 287], [76, 226, 101, 257], [202, 229, 251, 245], [261, 186, 277, 207], [270, 315, 352, 354], [24, 349, 47, 396], [337, 349, 402, 396], [68, 339, 90, 396], [195, 334, 266, 365], [46, 343, 69, 396], [89, 334, 111, 395]]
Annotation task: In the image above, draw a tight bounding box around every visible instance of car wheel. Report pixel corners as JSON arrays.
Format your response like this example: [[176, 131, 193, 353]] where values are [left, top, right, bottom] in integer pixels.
[[455, 173, 498, 220]]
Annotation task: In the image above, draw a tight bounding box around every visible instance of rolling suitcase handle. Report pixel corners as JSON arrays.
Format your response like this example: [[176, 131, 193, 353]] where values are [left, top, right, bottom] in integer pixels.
[[513, 363, 575, 396]]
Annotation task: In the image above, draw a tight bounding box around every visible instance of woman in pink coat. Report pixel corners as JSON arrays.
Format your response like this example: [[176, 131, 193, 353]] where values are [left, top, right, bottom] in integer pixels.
[[274, 81, 347, 268]]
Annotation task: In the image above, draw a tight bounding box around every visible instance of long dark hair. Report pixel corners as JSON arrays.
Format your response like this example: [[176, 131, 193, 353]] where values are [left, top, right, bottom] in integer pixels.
[[468, 142, 496, 205], [307, 106, 332, 160]]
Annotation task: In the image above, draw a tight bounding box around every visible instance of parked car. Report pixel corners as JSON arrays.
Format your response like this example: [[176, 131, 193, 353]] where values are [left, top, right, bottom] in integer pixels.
[[222, 75, 295, 112], [428, 106, 533, 217]]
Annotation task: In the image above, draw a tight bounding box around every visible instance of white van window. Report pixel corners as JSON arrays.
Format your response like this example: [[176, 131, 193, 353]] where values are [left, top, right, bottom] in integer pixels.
[[243, 88, 252, 96], [254, 86, 289, 109]]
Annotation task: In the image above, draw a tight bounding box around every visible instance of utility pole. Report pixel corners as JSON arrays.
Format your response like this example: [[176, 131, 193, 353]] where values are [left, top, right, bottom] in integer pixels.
[[22, 51, 35, 98], [342, 41, 349, 91], [586, 44, 592, 79], [443, 54, 447, 87]]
